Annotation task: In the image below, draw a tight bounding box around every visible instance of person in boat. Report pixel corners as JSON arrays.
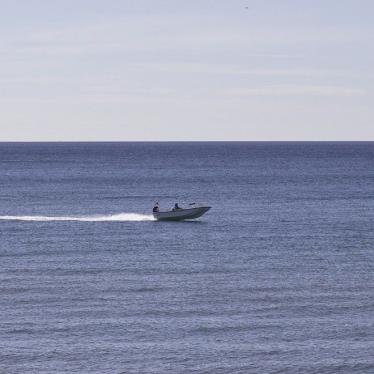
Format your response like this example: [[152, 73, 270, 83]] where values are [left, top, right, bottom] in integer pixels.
[[153, 202, 160, 213], [173, 203, 182, 211]]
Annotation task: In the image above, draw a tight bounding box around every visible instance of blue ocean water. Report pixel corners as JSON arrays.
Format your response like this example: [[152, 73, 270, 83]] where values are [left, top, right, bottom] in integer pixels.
[[1, 142, 374, 374]]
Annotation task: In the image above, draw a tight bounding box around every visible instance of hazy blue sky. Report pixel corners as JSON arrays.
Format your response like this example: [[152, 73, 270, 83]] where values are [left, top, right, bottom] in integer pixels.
[[0, 0, 373, 140]]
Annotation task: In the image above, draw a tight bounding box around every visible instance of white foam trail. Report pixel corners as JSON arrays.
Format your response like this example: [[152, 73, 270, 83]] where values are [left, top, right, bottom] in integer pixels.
[[0, 213, 155, 222]]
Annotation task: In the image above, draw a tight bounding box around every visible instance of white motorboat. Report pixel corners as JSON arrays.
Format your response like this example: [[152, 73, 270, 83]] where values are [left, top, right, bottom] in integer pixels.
[[153, 204, 211, 221]]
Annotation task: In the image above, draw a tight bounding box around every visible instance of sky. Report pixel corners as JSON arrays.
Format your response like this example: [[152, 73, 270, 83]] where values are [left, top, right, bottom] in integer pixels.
[[0, 0, 373, 141]]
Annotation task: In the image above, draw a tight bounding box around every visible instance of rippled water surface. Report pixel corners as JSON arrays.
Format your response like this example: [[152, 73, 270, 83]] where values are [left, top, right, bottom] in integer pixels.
[[1, 142, 374, 373]]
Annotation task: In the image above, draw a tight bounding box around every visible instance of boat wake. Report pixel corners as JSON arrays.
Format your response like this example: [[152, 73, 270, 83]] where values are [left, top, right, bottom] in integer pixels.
[[0, 213, 155, 222]]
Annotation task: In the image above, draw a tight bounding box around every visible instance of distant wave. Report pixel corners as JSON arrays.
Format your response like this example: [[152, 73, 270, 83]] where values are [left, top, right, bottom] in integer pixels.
[[0, 213, 155, 222]]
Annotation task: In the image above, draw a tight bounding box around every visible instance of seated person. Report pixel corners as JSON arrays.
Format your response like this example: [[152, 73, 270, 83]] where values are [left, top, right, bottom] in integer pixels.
[[172, 203, 181, 211], [153, 203, 160, 213]]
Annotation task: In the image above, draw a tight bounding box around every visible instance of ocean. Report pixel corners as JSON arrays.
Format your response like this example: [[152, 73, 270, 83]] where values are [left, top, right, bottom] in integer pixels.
[[1, 142, 374, 373]]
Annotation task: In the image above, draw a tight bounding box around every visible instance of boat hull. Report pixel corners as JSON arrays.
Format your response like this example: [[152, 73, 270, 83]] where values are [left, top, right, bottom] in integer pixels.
[[153, 206, 211, 221]]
